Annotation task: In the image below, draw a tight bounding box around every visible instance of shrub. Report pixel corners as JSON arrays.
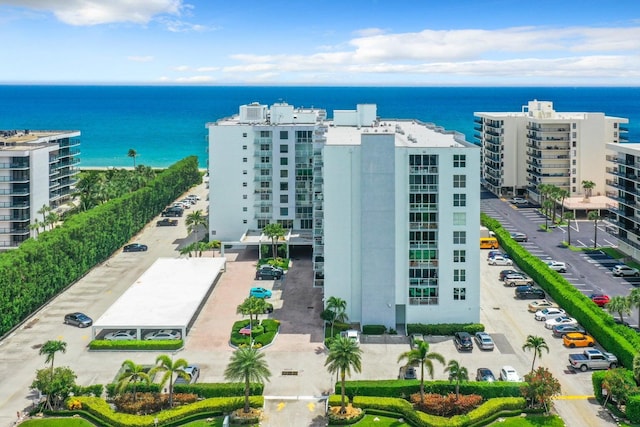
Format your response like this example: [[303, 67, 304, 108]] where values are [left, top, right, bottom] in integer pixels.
[[89, 340, 183, 351], [340, 379, 522, 399], [72, 384, 104, 397], [173, 382, 264, 398], [253, 331, 276, 346], [362, 325, 386, 335], [261, 319, 281, 333], [106, 383, 161, 399], [627, 394, 640, 424], [407, 323, 485, 336], [413, 393, 483, 417]]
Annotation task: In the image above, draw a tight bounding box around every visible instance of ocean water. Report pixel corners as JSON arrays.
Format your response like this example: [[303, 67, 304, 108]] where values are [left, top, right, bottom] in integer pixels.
[[0, 85, 638, 168]]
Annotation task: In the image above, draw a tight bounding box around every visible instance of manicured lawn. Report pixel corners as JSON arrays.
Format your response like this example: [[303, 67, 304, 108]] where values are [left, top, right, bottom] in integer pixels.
[[180, 418, 225, 426], [330, 414, 411, 426], [491, 414, 565, 426], [20, 419, 96, 427]]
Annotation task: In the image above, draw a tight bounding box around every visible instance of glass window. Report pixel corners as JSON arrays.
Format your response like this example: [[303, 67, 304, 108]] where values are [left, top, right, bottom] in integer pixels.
[[242, 145, 247, 150], [243, 194, 247, 199], [453, 213, 466, 225], [280, 131, 289, 139], [280, 158, 288, 166], [453, 194, 466, 207], [242, 182, 247, 187], [242, 207, 247, 212], [453, 154, 466, 168], [280, 207, 288, 216], [242, 157, 247, 163], [280, 145, 288, 153], [453, 175, 466, 188], [242, 133, 247, 137], [280, 194, 288, 203], [280, 170, 288, 178], [453, 250, 466, 262], [453, 288, 466, 301], [280, 182, 288, 191], [454, 269, 466, 281], [453, 231, 466, 244]]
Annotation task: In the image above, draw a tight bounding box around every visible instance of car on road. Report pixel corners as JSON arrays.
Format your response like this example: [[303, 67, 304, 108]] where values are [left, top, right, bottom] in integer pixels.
[[590, 294, 610, 307], [398, 366, 417, 380], [144, 330, 181, 340], [545, 316, 578, 329], [476, 368, 496, 382], [453, 331, 473, 351], [256, 265, 284, 280], [510, 197, 528, 205], [612, 264, 640, 277], [156, 218, 178, 226], [563, 333, 595, 348], [410, 333, 425, 349], [534, 307, 566, 321], [474, 332, 495, 351], [528, 300, 558, 313], [175, 365, 200, 385], [487, 250, 509, 260], [488, 255, 513, 266], [504, 273, 534, 287], [510, 232, 528, 242], [552, 324, 586, 338], [499, 269, 519, 281], [250, 287, 272, 299], [545, 261, 567, 273], [515, 286, 545, 299], [104, 330, 137, 341], [64, 312, 93, 328], [499, 366, 521, 382], [123, 243, 148, 252]]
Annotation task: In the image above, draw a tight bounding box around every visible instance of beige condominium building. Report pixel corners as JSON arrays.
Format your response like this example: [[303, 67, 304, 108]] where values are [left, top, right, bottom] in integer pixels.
[[474, 100, 628, 203]]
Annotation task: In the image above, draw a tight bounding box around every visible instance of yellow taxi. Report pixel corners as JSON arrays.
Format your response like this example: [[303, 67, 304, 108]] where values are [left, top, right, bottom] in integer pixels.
[[562, 332, 595, 348]]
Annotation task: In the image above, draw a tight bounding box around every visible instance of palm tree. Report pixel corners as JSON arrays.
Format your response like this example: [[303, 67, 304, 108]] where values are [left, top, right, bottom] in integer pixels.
[[117, 360, 151, 402], [263, 223, 285, 259], [185, 210, 207, 254], [549, 186, 561, 224], [37, 204, 52, 225], [45, 211, 60, 230], [537, 183, 553, 209], [628, 288, 640, 328], [542, 199, 553, 229], [564, 211, 575, 246], [29, 219, 44, 238], [587, 210, 600, 248], [149, 355, 189, 408], [557, 188, 570, 220], [224, 347, 272, 414], [325, 336, 363, 414], [127, 148, 138, 167], [237, 296, 269, 344], [522, 335, 549, 373], [39, 340, 67, 381], [445, 360, 469, 400], [606, 296, 631, 324], [326, 296, 349, 339], [397, 340, 445, 402], [582, 180, 595, 201]]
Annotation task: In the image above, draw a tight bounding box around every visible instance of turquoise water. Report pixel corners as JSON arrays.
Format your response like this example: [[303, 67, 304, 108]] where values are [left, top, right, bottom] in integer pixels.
[[0, 86, 638, 168]]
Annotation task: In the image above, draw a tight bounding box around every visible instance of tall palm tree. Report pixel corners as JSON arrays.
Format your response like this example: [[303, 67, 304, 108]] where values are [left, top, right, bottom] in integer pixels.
[[37, 204, 52, 225], [263, 223, 285, 259], [542, 200, 554, 229], [185, 210, 207, 254], [557, 188, 570, 220], [237, 296, 269, 344], [549, 186, 561, 224], [522, 335, 549, 373], [564, 211, 575, 246], [326, 296, 349, 338], [127, 148, 138, 167], [397, 340, 445, 402], [39, 340, 67, 381], [587, 210, 600, 248], [45, 211, 60, 230], [325, 336, 363, 414], [117, 360, 151, 402], [537, 183, 552, 208], [606, 296, 631, 324], [582, 180, 595, 201], [445, 360, 468, 400], [224, 347, 272, 414], [628, 288, 640, 327], [149, 355, 189, 408]]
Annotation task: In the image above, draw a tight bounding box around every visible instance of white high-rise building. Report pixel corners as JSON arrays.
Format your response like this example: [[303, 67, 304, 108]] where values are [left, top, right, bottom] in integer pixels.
[[0, 129, 80, 248], [474, 100, 628, 201], [207, 103, 480, 328]]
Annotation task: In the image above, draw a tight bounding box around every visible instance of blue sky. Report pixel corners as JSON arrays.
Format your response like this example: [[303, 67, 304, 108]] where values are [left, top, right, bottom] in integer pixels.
[[1, 0, 639, 85]]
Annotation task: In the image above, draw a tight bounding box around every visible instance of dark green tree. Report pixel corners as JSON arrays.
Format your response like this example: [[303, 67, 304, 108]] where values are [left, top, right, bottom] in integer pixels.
[[325, 336, 363, 414], [397, 340, 445, 402], [224, 347, 271, 413]]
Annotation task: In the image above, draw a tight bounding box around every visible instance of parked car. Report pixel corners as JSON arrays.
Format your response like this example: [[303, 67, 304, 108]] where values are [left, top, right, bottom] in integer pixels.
[[545, 316, 578, 329], [534, 307, 566, 321], [545, 261, 567, 273], [612, 264, 640, 277], [552, 324, 586, 338], [510, 232, 528, 242], [504, 274, 534, 287], [63, 312, 93, 328], [250, 287, 272, 299], [123, 243, 148, 252], [340, 329, 360, 343], [256, 265, 283, 280], [563, 333, 595, 348], [398, 366, 417, 380], [515, 286, 545, 299], [487, 250, 509, 260], [569, 349, 618, 371], [175, 365, 200, 385], [156, 218, 178, 226], [104, 330, 137, 341], [144, 329, 181, 340], [161, 206, 183, 217], [510, 197, 528, 205], [410, 333, 425, 349], [488, 255, 513, 266], [590, 294, 610, 307], [476, 368, 496, 382], [474, 332, 495, 351], [499, 269, 520, 281], [187, 194, 201, 201], [499, 366, 520, 382], [527, 300, 558, 313], [453, 331, 473, 351]]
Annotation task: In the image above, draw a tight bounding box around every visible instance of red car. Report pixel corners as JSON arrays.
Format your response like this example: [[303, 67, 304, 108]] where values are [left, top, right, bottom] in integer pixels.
[[590, 294, 610, 307]]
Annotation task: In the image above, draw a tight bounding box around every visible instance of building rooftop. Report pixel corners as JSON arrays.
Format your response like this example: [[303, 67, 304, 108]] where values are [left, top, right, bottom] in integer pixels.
[[0, 130, 80, 150]]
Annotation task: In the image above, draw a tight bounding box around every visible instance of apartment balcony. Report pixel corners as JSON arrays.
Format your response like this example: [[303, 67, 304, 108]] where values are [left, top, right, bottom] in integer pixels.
[[483, 121, 502, 129], [474, 125, 482, 132], [0, 227, 29, 235], [409, 222, 438, 230], [0, 201, 29, 209], [409, 166, 439, 174], [528, 151, 570, 160], [0, 175, 29, 183], [473, 117, 483, 125], [0, 162, 29, 170], [409, 184, 438, 193], [0, 188, 29, 196], [59, 139, 80, 149], [526, 125, 570, 132], [526, 169, 570, 179], [473, 133, 482, 142], [409, 203, 438, 213], [483, 144, 501, 154]]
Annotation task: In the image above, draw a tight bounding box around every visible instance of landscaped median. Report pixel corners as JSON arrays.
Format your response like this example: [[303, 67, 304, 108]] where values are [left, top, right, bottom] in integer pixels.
[[89, 340, 184, 351]]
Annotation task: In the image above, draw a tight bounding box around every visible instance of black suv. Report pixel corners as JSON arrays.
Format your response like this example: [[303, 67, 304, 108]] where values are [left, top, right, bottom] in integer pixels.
[[256, 265, 283, 280], [515, 285, 545, 300], [453, 332, 473, 351], [161, 206, 184, 217]]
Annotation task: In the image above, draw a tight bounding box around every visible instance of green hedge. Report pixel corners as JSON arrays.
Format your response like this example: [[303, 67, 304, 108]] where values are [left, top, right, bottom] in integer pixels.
[[339, 380, 522, 399], [73, 395, 263, 427], [0, 157, 201, 337], [106, 383, 162, 398], [89, 340, 184, 351], [230, 318, 280, 347], [363, 325, 387, 335], [407, 323, 485, 336], [328, 395, 526, 427], [483, 213, 640, 368], [173, 382, 264, 398], [72, 384, 104, 397], [627, 394, 640, 424]]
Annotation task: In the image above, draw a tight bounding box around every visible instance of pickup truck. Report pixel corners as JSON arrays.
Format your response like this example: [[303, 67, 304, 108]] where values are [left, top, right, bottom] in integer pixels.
[[156, 218, 178, 226], [568, 349, 618, 372]]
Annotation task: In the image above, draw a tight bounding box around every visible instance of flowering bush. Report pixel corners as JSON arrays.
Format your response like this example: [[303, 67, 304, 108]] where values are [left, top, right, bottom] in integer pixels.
[[412, 393, 483, 416]]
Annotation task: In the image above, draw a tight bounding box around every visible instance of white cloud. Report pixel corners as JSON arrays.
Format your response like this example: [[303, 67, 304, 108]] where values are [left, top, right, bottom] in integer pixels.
[[174, 75, 215, 83], [173, 65, 190, 71], [128, 55, 154, 62], [196, 66, 220, 72]]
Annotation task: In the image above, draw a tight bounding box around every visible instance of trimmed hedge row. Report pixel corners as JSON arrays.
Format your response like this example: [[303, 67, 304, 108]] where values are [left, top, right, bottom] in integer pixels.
[[106, 383, 162, 398], [72, 395, 263, 427], [328, 395, 526, 427], [363, 325, 387, 335], [174, 382, 264, 398], [407, 323, 485, 336], [89, 340, 184, 351], [482, 213, 640, 368], [338, 380, 522, 399]]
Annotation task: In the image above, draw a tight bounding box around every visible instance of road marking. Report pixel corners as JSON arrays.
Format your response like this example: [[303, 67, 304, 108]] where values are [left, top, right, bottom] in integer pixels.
[[555, 395, 594, 400], [277, 402, 286, 411], [307, 402, 315, 412]]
